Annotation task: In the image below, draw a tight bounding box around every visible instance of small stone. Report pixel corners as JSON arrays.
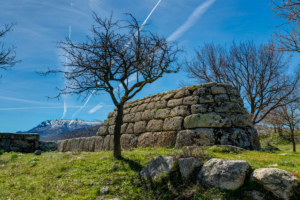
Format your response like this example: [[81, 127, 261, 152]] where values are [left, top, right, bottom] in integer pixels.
[[101, 186, 109, 194], [34, 150, 41, 155], [112, 165, 118, 170]]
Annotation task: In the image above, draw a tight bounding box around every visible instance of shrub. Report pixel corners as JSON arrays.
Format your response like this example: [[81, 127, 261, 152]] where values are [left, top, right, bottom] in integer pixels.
[[0, 150, 3, 155]]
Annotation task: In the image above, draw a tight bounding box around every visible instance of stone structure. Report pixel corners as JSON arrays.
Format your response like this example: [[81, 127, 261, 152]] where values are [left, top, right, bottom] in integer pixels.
[[57, 83, 261, 152], [0, 132, 57, 153]]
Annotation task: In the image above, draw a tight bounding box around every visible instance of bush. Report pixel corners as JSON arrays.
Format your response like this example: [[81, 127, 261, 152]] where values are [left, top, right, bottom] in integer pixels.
[[0, 150, 3, 155]]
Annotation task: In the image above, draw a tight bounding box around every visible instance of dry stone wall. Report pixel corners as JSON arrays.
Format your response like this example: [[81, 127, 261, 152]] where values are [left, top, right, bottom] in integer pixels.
[[57, 83, 261, 152], [0, 133, 57, 153]]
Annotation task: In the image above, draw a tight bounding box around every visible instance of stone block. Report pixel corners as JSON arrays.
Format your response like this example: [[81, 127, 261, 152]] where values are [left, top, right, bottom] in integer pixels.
[[161, 93, 175, 101], [152, 95, 162, 102], [107, 111, 116, 118], [137, 103, 148, 112], [121, 123, 128, 134], [0, 139, 10, 152], [126, 123, 135, 134], [193, 87, 211, 96], [155, 108, 171, 119], [167, 98, 183, 107], [123, 108, 131, 114], [70, 138, 81, 152], [155, 100, 167, 109], [163, 117, 183, 131], [134, 121, 147, 134], [231, 114, 253, 128], [103, 135, 111, 150], [23, 134, 40, 141], [120, 134, 138, 150], [108, 125, 115, 135], [211, 86, 227, 95], [65, 139, 72, 152], [103, 119, 109, 126], [94, 136, 105, 151], [214, 94, 229, 102], [174, 89, 191, 99], [137, 132, 154, 147], [184, 113, 231, 129], [130, 106, 139, 113], [199, 95, 214, 103], [134, 112, 143, 122], [110, 135, 114, 151], [142, 109, 156, 121], [123, 113, 135, 123], [170, 106, 190, 117], [214, 102, 244, 113], [183, 96, 199, 105], [153, 131, 177, 148], [78, 138, 86, 152], [230, 95, 244, 106], [226, 87, 240, 96], [147, 120, 164, 132], [175, 130, 195, 148], [146, 102, 156, 109], [193, 128, 215, 146], [97, 126, 109, 136], [191, 104, 208, 113], [108, 117, 116, 126]]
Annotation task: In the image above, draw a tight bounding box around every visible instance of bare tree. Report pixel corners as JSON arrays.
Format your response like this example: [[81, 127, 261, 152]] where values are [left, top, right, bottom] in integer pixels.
[[39, 13, 183, 159], [0, 23, 20, 78], [184, 41, 300, 124], [271, 0, 300, 53], [263, 108, 285, 136], [277, 102, 300, 152]]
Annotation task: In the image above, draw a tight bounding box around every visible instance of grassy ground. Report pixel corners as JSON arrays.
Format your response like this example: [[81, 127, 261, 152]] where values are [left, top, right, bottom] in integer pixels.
[[0, 145, 300, 200]]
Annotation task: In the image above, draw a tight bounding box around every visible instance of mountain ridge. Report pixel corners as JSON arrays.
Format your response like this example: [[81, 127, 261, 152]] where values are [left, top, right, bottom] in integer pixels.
[[17, 119, 103, 138]]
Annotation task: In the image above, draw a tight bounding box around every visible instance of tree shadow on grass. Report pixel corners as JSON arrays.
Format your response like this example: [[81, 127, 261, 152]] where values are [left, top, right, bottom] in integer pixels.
[[119, 156, 143, 172]]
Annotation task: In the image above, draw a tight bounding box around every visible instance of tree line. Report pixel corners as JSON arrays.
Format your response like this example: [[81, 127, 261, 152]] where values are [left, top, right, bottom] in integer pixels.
[[1, 0, 300, 157]]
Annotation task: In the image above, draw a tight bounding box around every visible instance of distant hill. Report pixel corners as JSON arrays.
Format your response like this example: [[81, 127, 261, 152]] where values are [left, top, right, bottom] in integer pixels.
[[40, 125, 102, 142], [17, 119, 103, 138]]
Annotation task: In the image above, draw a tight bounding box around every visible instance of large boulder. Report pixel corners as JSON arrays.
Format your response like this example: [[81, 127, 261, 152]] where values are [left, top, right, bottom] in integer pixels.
[[178, 157, 202, 179], [153, 131, 177, 148], [251, 168, 298, 200], [198, 159, 250, 190], [137, 132, 154, 147], [38, 141, 57, 152], [140, 155, 175, 179]]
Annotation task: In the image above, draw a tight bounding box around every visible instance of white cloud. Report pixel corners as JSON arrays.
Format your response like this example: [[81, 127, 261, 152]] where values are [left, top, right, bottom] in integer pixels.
[[0, 106, 81, 111], [167, 0, 216, 41], [0, 95, 60, 105], [88, 103, 103, 114]]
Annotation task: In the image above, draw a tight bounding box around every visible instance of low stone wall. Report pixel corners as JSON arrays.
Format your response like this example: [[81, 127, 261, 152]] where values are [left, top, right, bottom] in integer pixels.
[[0, 133, 57, 153], [58, 82, 261, 152]]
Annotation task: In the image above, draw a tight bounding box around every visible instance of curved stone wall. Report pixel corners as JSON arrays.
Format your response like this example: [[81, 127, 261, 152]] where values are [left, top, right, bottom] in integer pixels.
[[94, 82, 261, 151]]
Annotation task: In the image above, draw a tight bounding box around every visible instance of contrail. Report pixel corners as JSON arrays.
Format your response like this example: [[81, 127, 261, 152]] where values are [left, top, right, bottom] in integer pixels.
[[62, 0, 73, 119], [167, 0, 216, 41], [72, 0, 162, 118]]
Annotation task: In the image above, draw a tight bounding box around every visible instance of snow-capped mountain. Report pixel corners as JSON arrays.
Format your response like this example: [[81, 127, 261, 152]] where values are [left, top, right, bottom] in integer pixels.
[[17, 119, 103, 138]]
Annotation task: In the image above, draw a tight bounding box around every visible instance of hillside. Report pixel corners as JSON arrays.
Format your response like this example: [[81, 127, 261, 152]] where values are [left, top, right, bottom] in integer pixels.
[[17, 119, 103, 138], [41, 125, 102, 142]]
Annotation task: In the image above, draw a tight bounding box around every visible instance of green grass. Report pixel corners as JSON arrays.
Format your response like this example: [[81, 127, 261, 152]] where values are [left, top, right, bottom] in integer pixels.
[[0, 146, 300, 199]]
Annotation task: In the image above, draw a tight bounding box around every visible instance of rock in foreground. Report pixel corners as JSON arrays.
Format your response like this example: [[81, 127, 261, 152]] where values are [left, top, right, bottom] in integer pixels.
[[251, 168, 298, 200], [198, 158, 250, 190], [140, 155, 175, 179]]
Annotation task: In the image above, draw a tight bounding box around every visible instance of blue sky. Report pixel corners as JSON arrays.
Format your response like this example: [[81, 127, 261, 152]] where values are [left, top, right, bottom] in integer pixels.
[[0, 0, 290, 132]]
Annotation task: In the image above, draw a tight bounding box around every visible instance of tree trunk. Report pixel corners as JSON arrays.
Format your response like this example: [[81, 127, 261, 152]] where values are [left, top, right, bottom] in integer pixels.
[[291, 129, 296, 152], [273, 125, 277, 134], [114, 104, 124, 159], [278, 127, 283, 137]]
